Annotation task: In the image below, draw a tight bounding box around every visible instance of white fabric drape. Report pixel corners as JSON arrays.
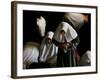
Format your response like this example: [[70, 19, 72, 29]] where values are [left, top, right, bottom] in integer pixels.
[[39, 31, 58, 62], [23, 42, 40, 69], [64, 13, 84, 30], [79, 50, 91, 66], [53, 22, 78, 43]]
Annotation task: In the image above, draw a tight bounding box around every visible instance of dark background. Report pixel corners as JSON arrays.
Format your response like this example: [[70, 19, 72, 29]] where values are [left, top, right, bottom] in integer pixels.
[[23, 10, 91, 57]]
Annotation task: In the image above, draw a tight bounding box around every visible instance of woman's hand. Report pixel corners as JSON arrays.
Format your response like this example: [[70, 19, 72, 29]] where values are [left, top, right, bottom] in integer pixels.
[[36, 16, 46, 37]]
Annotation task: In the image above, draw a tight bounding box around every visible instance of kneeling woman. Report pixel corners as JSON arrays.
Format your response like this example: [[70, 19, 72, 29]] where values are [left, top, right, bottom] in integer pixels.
[[38, 31, 58, 68], [53, 22, 80, 67]]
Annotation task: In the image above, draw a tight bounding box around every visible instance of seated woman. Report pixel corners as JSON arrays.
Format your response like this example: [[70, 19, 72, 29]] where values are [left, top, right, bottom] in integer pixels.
[[38, 31, 58, 68], [53, 22, 80, 67]]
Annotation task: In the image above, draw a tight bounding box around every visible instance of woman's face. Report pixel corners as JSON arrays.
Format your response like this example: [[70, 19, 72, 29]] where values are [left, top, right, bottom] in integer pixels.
[[60, 30, 65, 35]]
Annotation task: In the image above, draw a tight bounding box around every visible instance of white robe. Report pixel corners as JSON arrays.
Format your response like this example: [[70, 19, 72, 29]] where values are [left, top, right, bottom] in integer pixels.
[[23, 42, 40, 69], [39, 31, 58, 63]]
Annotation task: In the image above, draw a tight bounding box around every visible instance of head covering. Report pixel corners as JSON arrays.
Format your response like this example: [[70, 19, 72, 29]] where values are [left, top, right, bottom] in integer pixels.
[[39, 31, 58, 62], [53, 22, 78, 43], [63, 13, 84, 30], [47, 31, 54, 39]]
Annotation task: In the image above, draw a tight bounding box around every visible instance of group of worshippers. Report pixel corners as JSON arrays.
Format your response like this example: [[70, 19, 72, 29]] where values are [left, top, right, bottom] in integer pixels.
[[23, 13, 91, 69]]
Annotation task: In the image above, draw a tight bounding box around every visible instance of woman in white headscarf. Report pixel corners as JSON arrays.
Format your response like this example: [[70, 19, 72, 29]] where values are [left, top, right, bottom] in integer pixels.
[[38, 31, 58, 67], [53, 22, 80, 67]]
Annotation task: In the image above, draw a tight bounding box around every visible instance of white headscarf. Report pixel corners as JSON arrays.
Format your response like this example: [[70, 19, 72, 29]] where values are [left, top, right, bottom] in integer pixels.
[[39, 31, 58, 62], [53, 22, 78, 43], [64, 13, 84, 30]]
